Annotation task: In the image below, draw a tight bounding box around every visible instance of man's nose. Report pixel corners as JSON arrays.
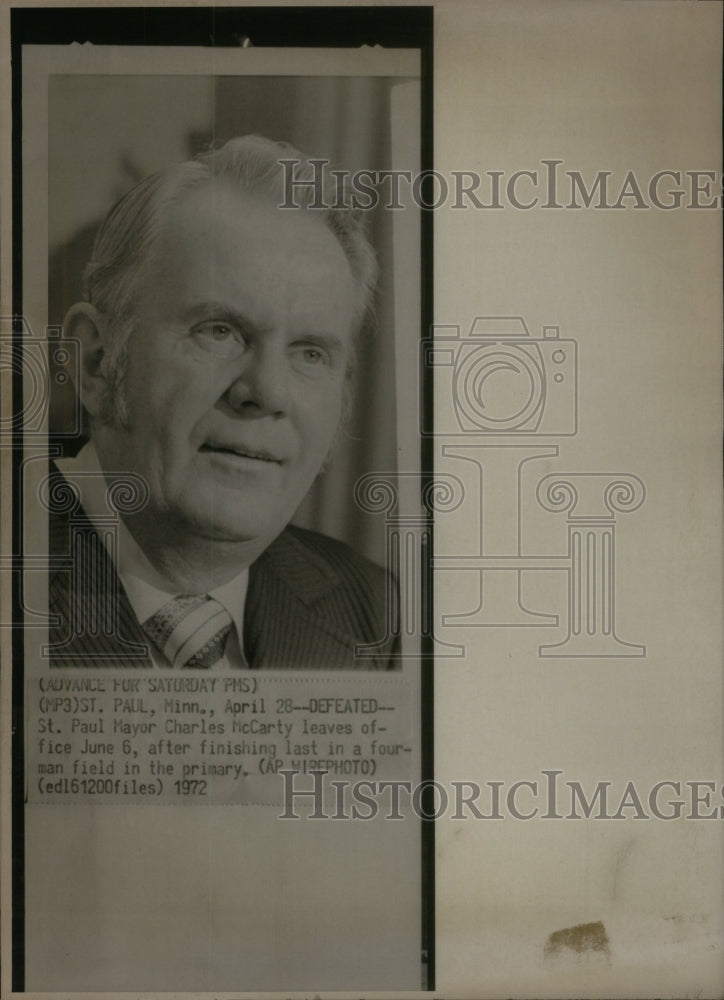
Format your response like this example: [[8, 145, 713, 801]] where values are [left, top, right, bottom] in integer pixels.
[[224, 344, 290, 417]]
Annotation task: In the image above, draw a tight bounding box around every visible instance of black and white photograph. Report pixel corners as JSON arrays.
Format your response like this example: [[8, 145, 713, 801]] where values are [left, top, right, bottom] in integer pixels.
[[5, 10, 432, 993], [47, 87, 404, 671], [2, 3, 722, 999]]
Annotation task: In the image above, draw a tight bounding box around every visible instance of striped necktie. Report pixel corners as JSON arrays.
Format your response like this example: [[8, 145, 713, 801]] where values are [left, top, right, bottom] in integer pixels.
[[143, 594, 233, 669]]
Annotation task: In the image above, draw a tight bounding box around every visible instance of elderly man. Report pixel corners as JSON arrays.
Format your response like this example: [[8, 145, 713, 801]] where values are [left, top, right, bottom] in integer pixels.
[[49, 135, 396, 669]]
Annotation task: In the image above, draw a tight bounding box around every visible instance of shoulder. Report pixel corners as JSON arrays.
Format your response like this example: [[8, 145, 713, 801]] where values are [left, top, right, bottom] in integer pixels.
[[281, 524, 389, 590], [253, 524, 396, 637], [246, 525, 399, 670]]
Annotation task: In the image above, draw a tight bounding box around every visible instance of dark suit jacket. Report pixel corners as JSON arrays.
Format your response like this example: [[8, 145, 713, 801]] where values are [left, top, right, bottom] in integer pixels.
[[48, 470, 398, 670]]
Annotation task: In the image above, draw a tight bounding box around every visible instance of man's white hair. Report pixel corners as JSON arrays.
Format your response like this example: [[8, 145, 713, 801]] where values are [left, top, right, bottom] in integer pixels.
[[82, 135, 378, 426]]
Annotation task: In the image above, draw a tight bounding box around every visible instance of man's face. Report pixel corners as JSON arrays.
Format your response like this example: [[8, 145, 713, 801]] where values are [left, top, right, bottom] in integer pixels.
[[95, 182, 359, 552]]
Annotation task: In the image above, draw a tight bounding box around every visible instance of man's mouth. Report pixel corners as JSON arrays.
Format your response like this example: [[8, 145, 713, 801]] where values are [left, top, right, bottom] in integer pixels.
[[200, 443, 281, 464]]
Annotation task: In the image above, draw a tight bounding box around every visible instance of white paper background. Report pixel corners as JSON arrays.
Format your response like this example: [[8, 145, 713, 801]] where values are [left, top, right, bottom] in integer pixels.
[[432, 2, 723, 997], [1, 1, 722, 998]]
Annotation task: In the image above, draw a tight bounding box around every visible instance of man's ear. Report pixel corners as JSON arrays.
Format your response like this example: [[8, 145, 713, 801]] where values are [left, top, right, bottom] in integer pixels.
[[62, 303, 111, 421]]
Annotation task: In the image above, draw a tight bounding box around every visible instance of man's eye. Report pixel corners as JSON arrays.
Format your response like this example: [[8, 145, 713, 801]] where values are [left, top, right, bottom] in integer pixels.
[[208, 323, 233, 340], [191, 322, 245, 356], [194, 322, 233, 340], [291, 343, 331, 370]]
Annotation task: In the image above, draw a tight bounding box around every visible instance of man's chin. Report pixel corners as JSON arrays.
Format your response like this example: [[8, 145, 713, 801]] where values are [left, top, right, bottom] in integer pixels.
[[179, 504, 284, 549]]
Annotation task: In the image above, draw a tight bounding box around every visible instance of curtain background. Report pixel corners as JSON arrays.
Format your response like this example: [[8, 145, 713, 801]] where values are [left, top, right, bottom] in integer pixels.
[[49, 73, 405, 566]]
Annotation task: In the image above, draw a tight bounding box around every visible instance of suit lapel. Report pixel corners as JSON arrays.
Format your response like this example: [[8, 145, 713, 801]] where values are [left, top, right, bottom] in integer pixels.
[[244, 530, 362, 670]]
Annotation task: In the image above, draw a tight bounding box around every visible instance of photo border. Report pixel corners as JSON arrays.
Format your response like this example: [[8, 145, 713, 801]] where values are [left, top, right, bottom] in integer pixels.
[[8, 5, 434, 993]]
